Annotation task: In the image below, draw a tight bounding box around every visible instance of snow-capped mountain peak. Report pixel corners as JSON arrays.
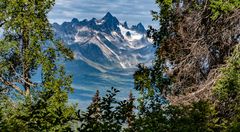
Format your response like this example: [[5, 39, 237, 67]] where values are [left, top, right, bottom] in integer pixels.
[[53, 12, 154, 71]]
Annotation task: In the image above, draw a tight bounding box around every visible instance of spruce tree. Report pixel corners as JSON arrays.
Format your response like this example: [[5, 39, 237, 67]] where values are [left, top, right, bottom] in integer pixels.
[[135, 0, 240, 105], [132, 0, 240, 131], [79, 90, 102, 131], [78, 88, 137, 131]]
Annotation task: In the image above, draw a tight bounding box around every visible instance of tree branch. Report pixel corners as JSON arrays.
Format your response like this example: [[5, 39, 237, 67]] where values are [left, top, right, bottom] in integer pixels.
[[0, 76, 25, 95], [10, 64, 36, 87], [0, 20, 6, 27]]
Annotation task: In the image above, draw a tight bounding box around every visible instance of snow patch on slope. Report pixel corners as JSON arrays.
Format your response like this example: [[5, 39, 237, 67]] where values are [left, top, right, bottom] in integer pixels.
[[54, 18, 154, 70], [119, 25, 143, 41], [118, 25, 146, 49]]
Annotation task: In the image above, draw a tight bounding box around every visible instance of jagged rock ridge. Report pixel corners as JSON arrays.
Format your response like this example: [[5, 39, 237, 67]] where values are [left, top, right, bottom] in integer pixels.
[[53, 12, 153, 72]]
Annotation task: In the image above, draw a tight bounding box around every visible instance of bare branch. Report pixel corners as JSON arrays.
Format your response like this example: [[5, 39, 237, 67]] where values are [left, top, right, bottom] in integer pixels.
[[10, 64, 36, 87], [0, 76, 25, 95]]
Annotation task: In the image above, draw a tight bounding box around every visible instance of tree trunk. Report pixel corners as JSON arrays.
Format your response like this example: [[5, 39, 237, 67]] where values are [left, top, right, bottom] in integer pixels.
[[22, 28, 31, 96]]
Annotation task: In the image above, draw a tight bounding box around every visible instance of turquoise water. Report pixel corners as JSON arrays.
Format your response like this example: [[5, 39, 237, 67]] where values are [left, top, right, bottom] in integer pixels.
[[65, 60, 138, 109]]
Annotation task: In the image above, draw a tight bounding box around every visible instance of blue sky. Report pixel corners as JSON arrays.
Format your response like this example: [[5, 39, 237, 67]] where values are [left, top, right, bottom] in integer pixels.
[[48, 0, 158, 27]]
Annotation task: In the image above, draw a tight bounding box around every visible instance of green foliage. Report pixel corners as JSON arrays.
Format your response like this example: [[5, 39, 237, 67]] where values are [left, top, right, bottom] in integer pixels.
[[214, 45, 240, 100], [0, 94, 76, 131], [213, 45, 240, 131], [0, 0, 76, 131], [134, 61, 170, 113], [127, 100, 213, 132], [0, 0, 239, 131], [0, 0, 73, 96], [78, 88, 135, 132], [134, 0, 240, 131], [210, 0, 240, 20]]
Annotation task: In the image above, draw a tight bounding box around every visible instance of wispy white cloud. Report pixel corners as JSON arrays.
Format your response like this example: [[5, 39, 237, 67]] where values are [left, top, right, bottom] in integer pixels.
[[48, 0, 158, 27]]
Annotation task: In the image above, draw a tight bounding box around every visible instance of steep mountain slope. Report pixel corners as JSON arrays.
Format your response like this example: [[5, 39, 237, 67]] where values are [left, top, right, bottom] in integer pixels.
[[52, 13, 154, 106], [53, 12, 154, 73]]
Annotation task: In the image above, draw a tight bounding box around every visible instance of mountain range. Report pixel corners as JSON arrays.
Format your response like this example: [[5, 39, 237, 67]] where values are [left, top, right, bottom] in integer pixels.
[[52, 12, 154, 107]]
